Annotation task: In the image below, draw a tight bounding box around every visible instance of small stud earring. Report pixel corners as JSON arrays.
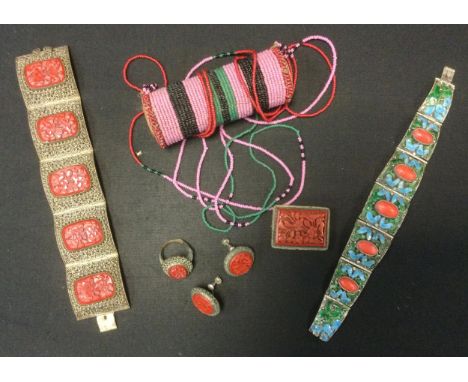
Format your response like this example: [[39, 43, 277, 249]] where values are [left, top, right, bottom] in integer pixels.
[[191, 276, 223, 316], [159, 239, 194, 280], [222, 239, 255, 277]]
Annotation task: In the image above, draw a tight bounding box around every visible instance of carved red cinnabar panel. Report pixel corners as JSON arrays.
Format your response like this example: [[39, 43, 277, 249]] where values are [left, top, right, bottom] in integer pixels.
[[48, 164, 91, 197], [24, 58, 66, 89], [62, 219, 104, 251], [36, 112, 79, 143], [272, 206, 330, 250], [228, 252, 254, 276], [74, 272, 116, 305]]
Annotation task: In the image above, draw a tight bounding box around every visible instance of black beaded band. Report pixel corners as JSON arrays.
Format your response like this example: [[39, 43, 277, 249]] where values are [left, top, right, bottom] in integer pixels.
[[237, 57, 270, 113], [167, 81, 199, 139]]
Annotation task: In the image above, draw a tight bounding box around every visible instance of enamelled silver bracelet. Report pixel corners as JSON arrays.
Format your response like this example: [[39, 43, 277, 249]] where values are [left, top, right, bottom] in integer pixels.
[[310, 67, 455, 342]]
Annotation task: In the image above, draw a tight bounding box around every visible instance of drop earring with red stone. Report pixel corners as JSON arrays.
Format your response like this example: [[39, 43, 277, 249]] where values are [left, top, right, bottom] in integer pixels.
[[191, 276, 223, 316], [222, 239, 255, 277]]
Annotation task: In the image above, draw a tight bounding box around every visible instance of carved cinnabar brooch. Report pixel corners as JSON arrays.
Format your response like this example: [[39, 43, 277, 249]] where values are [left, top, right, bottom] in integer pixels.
[[222, 239, 254, 277], [159, 239, 194, 280], [191, 276, 222, 317], [271, 205, 330, 250]]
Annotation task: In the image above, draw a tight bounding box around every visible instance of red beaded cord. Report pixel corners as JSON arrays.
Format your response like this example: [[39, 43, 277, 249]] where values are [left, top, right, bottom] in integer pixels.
[[122, 54, 168, 92], [285, 42, 337, 118], [197, 70, 217, 138]]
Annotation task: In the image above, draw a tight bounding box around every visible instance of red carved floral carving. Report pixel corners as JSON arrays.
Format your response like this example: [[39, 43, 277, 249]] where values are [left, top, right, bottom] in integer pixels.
[[273, 207, 329, 249], [168, 264, 189, 280], [36, 112, 79, 143], [74, 272, 115, 305], [61, 219, 104, 251], [48, 164, 91, 197], [192, 293, 214, 315], [24, 58, 66, 89], [228, 252, 254, 276]]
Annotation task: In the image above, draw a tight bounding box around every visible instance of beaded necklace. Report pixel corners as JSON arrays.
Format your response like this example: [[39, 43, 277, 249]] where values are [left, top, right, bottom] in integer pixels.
[[124, 35, 337, 231]]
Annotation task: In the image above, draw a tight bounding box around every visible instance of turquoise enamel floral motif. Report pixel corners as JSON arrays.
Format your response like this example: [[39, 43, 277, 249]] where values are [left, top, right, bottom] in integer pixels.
[[310, 67, 455, 342], [310, 299, 348, 342]]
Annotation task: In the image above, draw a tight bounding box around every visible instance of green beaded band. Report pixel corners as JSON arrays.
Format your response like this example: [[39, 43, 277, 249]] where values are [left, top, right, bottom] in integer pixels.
[[208, 71, 225, 125], [214, 67, 239, 121], [310, 67, 455, 342]]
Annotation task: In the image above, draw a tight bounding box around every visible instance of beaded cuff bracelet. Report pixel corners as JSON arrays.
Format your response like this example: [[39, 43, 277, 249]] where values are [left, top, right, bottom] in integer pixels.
[[310, 67, 455, 342], [139, 46, 293, 148], [16, 47, 129, 332]]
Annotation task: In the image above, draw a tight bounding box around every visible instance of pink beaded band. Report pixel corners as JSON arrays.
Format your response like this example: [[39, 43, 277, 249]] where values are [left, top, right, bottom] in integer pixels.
[[150, 87, 184, 146], [223, 62, 254, 118], [183, 75, 210, 135]]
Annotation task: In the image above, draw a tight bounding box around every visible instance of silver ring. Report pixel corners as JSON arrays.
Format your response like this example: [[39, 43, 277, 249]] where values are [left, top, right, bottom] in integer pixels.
[[159, 239, 194, 280]]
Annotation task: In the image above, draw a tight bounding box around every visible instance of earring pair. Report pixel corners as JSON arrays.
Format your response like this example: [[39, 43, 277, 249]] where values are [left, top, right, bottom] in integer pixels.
[[159, 238, 254, 280]]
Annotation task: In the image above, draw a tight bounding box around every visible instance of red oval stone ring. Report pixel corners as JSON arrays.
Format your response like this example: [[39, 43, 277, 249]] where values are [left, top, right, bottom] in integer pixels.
[[222, 239, 255, 277], [159, 239, 194, 280]]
